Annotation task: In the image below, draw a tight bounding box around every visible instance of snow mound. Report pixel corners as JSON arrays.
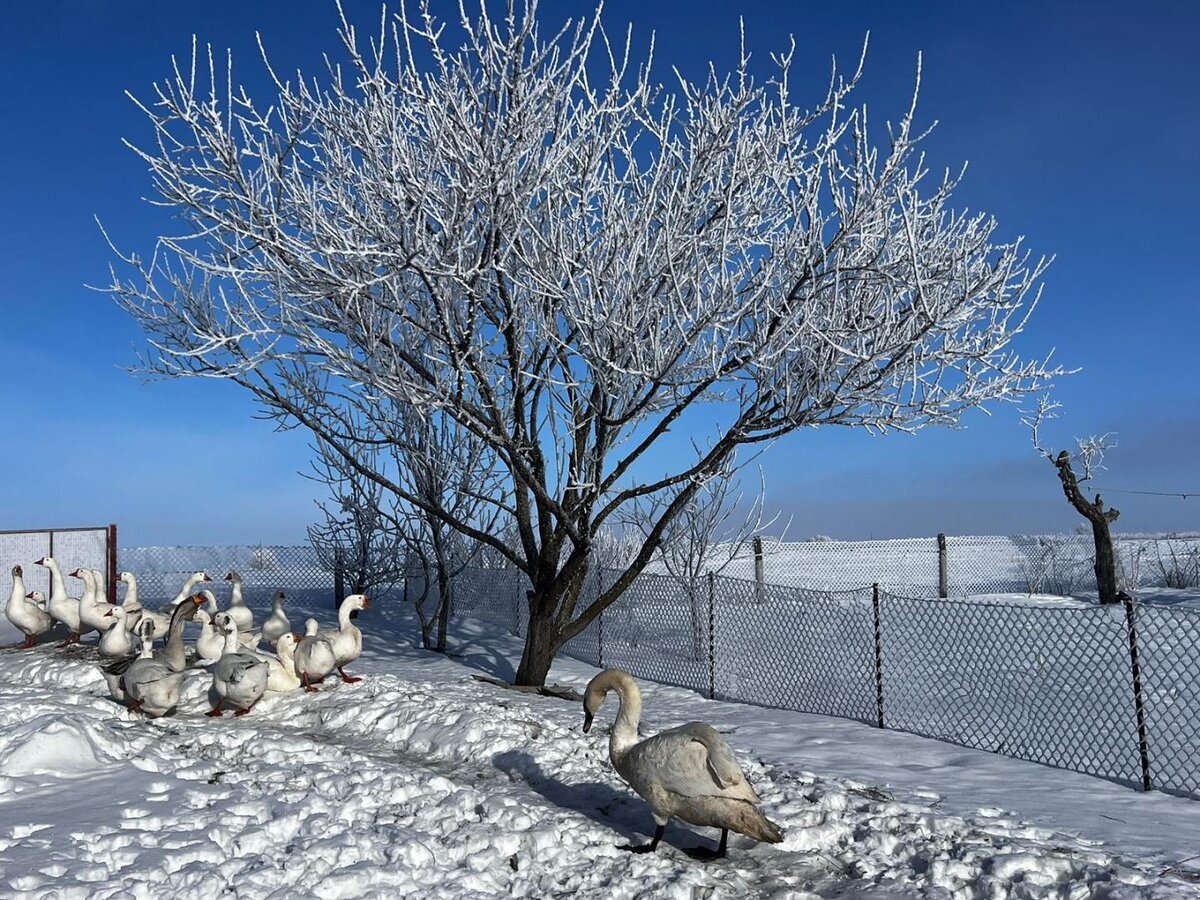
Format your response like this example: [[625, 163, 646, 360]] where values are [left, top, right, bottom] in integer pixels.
[[0, 717, 117, 778]]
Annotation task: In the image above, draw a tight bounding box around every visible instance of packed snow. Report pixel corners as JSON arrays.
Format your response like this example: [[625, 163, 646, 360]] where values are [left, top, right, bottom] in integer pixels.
[[1, 598, 1199, 899]]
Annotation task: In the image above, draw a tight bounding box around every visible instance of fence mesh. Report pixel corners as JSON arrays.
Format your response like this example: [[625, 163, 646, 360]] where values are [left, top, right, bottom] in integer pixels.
[[0, 527, 112, 599], [79, 535, 1200, 799]]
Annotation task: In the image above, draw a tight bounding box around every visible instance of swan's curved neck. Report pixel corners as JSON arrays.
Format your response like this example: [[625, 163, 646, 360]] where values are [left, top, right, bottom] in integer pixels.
[[607, 674, 643, 760]]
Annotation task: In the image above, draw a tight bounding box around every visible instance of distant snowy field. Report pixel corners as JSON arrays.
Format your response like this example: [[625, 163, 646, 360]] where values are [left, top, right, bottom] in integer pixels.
[[2, 599, 1200, 898]]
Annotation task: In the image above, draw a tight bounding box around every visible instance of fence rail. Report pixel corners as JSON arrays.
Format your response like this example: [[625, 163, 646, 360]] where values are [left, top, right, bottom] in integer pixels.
[[0, 525, 117, 601]]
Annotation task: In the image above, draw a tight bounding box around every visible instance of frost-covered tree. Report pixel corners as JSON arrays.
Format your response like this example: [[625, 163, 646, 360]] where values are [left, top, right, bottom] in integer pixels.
[[1025, 397, 1121, 605], [106, 1, 1059, 685]]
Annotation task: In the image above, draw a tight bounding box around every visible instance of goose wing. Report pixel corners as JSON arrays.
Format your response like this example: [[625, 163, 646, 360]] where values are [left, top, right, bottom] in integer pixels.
[[631, 723, 760, 803]]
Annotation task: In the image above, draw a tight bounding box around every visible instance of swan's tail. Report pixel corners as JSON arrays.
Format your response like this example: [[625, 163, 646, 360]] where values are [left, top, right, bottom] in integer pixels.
[[733, 803, 784, 844]]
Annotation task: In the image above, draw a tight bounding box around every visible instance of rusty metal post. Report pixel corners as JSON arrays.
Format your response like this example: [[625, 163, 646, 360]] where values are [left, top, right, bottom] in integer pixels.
[[1120, 591, 1153, 791]]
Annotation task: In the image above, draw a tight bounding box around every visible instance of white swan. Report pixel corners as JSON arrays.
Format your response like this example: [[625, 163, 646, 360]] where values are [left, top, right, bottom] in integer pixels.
[[260, 591, 290, 647], [116, 571, 145, 632], [35, 556, 87, 645], [294, 621, 337, 693], [74, 568, 118, 635], [98, 607, 136, 658], [122, 620, 187, 717], [208, 612, 269, 717], [263, 632, 302, 693], [223, 571, 255, 636], [319, 594, 370, 683], [582, 668, 783, 858], [6, 565, 52, 648]]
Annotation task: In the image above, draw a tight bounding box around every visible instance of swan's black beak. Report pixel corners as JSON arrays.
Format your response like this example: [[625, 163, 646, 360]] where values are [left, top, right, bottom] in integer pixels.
[[582, 711, 593, 734]]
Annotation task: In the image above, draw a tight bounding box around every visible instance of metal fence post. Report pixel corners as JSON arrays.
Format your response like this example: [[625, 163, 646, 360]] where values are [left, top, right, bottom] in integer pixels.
[[107, 523, 118, 605], [707, 571, 717, 700], [937, 533, 949, 599], [872, 583, 885, 729], [333, 548, 345, 609], [753, 536, 765, 603], [1120, 591, 1153, 791]]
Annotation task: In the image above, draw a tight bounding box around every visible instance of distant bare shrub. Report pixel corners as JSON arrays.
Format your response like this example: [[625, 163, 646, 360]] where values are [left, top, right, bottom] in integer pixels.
[[1153, 539, 1200, 589]]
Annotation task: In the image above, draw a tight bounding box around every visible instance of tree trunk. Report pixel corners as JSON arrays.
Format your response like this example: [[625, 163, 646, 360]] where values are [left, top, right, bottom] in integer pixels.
[[515, 591, 560, 686], [1051, 450, 1121, 605], [1092, 518, 1120, 606], [436, 578, 451, 653]]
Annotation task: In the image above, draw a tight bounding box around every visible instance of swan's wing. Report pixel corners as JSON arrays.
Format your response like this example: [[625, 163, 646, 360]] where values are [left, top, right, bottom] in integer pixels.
[[632, 725, 760, 803]]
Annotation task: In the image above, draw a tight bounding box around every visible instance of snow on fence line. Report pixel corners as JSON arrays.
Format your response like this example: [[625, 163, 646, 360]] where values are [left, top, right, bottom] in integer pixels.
[[85, 537, 1200, 798]]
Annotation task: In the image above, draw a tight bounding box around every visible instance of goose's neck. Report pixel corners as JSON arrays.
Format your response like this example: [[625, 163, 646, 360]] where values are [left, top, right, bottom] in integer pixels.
[[230, 581, 244, 606], [45, 560, 66, 601], [121, 577, 139, 607], [7, 573, 24, 608], [80, 572, 96, 605], [338, 603, 358, 630], [608, 676, 643, 761]]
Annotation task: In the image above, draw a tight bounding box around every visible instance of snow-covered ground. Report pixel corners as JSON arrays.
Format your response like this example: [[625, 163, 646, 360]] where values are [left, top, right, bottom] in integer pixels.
[[2, 600, 1199, 899]]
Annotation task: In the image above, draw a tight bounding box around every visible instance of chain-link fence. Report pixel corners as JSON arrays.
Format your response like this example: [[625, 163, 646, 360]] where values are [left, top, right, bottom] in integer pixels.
[[0, 526, 116, 600], [118, 545, 350, 614], [443, 564, 1200, 798], [712, 533, 1200, 597]]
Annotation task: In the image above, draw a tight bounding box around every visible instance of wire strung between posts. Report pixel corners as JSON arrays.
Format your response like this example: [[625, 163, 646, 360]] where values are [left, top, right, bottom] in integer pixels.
[[1094, 487, 1196, 500]]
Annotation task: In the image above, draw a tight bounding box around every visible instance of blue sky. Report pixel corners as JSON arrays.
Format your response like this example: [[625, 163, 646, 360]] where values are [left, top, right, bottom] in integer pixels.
[[1, 1, 1197, 546]]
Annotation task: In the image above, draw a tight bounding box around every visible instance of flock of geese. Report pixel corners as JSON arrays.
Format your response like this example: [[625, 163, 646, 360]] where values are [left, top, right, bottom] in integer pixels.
[[4, 557, 784, 859], [4, 558, 369, 718]]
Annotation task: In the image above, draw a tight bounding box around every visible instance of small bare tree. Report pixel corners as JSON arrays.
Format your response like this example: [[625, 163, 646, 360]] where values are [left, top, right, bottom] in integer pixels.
[[625, 453, 783, 658], [107, 1, 1060, 685], [307, 440, 406, 600], [1025, 397, 1121, 604]]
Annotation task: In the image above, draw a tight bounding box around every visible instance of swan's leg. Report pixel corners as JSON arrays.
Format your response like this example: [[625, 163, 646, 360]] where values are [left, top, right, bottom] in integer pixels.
[[337, 666, 362, 684], [206, 699, 224, 717], [684, 828, 728, 861], [621, 824, 665, 854]]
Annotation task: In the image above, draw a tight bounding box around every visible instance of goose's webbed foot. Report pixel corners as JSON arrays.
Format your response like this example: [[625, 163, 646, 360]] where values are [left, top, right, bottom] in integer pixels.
[[683, 829, 728, 861], [619, 824, 665, 854]]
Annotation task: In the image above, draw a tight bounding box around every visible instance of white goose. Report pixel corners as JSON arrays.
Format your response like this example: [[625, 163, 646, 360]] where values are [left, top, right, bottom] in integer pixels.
[[263, 632, 302, 693], [582, 668, 783, 858], [6, 565, 52, 648], [35, 556, 87, 645], [293, 619, 337, 692], [163, 572, 214, 612], [223, 571, 255, 635], [194, 608, 226, 662], [98, 606, 136, 658], [122, 620, 188, 717], [319, 594, 370, 683], [260, 591, 290, 647], [208, 612, 269, 717], [74, 568, 118, 635], [116, 571, 146, 633]]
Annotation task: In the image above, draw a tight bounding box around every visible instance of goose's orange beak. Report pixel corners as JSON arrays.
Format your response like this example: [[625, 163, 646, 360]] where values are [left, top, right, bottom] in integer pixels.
[[190, 594, 206, 606], [291, 632, 303, 642], [362, 596, 371, 610]]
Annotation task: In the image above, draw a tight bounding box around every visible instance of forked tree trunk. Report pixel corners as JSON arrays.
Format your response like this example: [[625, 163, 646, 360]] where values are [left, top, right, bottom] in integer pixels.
[[1051, 450, 1121, 605]]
